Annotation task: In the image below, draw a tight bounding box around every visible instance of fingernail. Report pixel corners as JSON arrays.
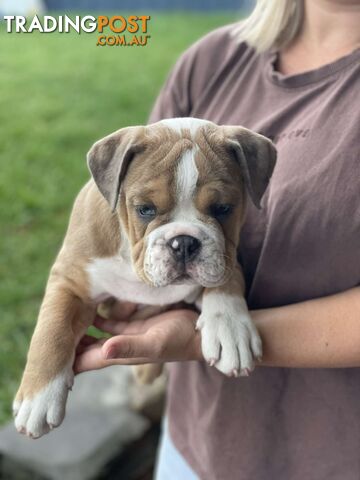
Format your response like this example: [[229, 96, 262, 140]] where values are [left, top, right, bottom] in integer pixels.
[[104, 347, 116, 359]]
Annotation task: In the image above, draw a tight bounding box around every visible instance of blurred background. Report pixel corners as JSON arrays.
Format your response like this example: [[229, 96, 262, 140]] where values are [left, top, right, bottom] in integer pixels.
[[0, 1, 252, 478]]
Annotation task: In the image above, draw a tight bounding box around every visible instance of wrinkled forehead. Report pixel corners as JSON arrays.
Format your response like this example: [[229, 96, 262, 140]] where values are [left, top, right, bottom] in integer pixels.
[[123, 120, 243, 201]]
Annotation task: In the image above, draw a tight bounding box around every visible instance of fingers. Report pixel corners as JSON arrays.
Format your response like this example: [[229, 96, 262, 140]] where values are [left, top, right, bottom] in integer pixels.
[[96, 301, 137, 323], [74, 342, 152, 373], [75, 307, 200, 374], [93, 315, 129, 335], [107, 301, 138, 320], [75, 337, 106, 362], [94, 302, 137, 335], [78, 334, 99, 347], [102, 332, 161, 360], [74, 331, 161, 373]]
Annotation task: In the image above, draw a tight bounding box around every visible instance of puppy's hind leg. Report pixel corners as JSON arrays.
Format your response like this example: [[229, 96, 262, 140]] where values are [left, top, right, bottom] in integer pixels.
[[133, 363, 164, 385], [13, 274, 95, 438]]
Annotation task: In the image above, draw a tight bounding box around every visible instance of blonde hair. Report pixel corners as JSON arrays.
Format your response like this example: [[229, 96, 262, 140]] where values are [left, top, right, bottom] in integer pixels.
[[234, 0, 304, 52]]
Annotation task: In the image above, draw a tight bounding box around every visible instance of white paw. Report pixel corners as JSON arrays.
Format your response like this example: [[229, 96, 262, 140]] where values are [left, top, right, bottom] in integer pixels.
[[196, 309, 262, 377], [13, 369, 73, 439]]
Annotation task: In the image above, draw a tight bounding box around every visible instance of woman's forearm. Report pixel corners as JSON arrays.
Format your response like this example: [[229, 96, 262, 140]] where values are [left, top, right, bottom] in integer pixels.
[[252, 287, 360, 368]]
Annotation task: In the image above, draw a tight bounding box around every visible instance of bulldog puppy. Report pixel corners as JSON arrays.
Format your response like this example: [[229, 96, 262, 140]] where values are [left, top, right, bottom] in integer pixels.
[[13, 118, 276, 439]]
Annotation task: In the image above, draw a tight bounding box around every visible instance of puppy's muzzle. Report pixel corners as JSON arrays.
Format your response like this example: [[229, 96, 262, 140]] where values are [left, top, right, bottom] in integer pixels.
[[168, 235, 201, 263]]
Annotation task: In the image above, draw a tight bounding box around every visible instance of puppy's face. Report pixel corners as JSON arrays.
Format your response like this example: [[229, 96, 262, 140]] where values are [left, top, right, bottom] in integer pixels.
[[88, 119, 276, 288]]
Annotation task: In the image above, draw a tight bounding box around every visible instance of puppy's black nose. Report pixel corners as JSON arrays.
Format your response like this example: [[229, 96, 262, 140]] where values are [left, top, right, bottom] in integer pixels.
[[168, 235, 201, 262]]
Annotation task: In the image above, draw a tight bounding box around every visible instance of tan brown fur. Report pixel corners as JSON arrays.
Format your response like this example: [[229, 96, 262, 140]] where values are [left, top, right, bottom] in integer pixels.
[[119, 123, 247, 284], [15, 120, 274, 401], [15, 126, 198, 399], [15, 183, 117, 400]]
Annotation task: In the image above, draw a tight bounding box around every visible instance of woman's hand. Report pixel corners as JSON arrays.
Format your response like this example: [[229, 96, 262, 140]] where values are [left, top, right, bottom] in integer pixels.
[[75, 286, 360, 374], [74, 303, 201, 374]]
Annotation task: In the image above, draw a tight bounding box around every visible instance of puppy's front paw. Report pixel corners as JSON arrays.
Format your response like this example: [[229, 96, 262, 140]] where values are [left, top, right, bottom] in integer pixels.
[[13, 368, 73, 439], [196, 310, 262, 377]]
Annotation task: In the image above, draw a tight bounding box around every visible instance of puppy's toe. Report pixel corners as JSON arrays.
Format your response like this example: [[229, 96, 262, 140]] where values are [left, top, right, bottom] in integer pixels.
[[195, 316, 205, 331], [26, 409, 50, 439], [199, 318, 221, 366], [213, 331, 240, 376], [46, 399, 66, 429], [238, 337, 255, 374], [12, 399, 21, 418], [15, 399, 32, 433], [250, 331, 263, 361]]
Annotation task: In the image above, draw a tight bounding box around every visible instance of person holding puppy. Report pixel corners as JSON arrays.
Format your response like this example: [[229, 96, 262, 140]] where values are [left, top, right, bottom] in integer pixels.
[[75, 0, 360, 478]]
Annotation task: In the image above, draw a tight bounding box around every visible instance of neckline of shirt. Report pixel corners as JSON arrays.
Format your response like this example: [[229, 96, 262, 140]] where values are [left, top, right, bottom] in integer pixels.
[[263, 47, 360, 88]]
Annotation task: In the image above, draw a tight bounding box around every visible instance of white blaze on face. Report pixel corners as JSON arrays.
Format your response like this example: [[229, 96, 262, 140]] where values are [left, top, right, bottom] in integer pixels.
[[173, 147, 199, 222], [143, 119, 228, 288]]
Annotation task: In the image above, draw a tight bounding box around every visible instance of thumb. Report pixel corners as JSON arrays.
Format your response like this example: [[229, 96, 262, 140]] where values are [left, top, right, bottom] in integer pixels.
[[102, 333, 159, 360]]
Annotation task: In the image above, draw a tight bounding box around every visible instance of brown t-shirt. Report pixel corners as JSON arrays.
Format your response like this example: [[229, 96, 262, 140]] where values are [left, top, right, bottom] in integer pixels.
[[149, 25, 360, 480]]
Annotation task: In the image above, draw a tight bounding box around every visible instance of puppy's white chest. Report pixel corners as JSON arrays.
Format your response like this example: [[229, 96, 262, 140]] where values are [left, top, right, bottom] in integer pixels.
[[86, 255, 200, 306]]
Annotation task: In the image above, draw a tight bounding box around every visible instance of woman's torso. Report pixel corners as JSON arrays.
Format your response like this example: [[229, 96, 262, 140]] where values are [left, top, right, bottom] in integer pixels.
[[149, 25, 360, 480]]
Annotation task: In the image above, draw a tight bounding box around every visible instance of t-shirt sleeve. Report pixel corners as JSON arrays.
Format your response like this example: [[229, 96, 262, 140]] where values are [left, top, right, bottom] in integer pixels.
[[148, 24, 237, 123], [148, 47, 197, 122]]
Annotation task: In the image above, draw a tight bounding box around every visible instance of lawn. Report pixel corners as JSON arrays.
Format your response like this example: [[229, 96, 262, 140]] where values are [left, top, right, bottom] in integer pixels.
[[0, 12, 235, 424]]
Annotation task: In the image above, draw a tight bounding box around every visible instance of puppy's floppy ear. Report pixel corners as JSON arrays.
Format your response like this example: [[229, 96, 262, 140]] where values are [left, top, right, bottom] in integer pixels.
[[87, 126, 145, 211], [222, 126, 277, 209]]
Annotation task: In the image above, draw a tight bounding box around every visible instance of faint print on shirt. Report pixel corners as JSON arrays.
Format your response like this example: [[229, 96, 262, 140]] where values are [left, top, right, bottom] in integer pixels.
[[265, 128, 311, 144]]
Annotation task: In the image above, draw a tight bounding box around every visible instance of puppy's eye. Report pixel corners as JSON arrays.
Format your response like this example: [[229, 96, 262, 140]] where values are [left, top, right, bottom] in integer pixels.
[[136, 205, 157, 220], [209, 203, 233, 219]]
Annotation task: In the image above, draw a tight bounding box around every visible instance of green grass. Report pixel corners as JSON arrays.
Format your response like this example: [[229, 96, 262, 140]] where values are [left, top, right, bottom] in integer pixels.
[[0, 13, 234, 424]]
